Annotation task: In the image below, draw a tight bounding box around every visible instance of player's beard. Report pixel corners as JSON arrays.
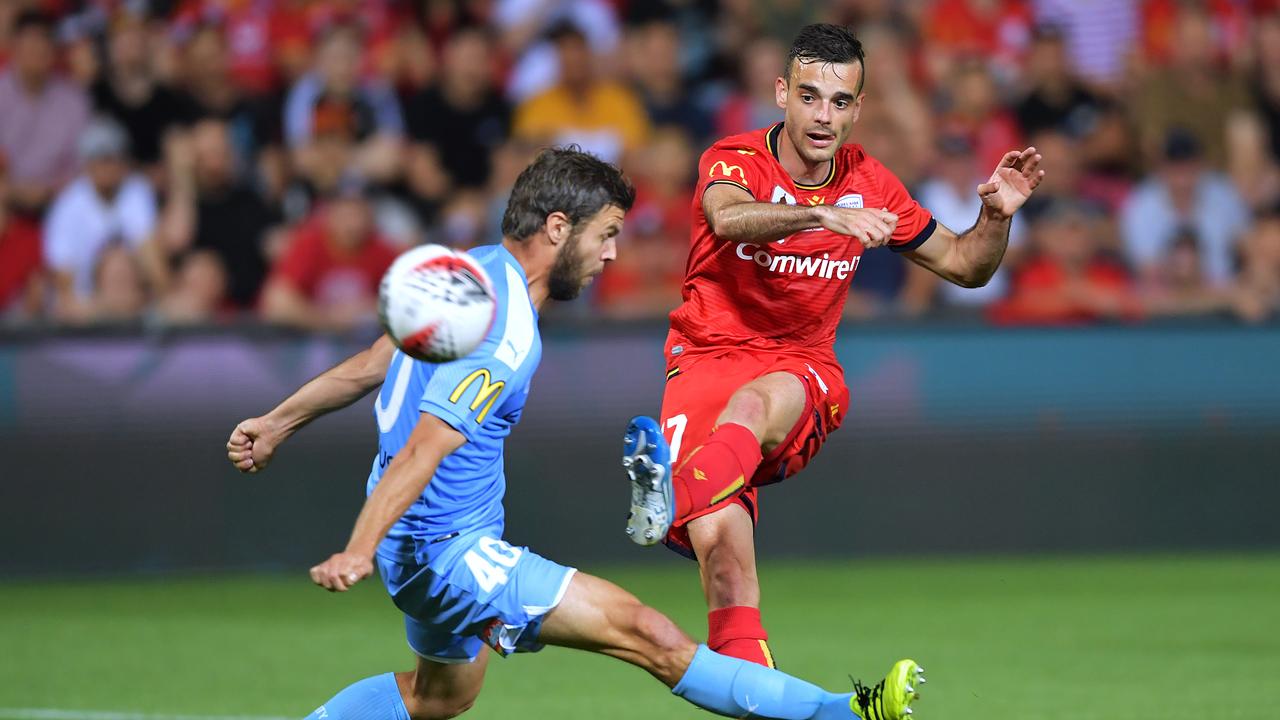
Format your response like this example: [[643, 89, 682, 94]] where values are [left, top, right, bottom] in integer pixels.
[[548, 226, 588, 301]]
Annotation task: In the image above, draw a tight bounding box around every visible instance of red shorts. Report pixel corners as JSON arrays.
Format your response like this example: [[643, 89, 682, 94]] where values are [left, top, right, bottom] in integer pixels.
[[657, 336, 849, 559]]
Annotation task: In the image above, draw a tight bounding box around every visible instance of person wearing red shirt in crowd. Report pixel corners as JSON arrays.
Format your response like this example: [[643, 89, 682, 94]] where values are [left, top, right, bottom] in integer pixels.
[[0, 154, 44, 316], [260, 177, 398, 331], [991, 198, 1140, 325], [621, 24, 1044, 672], [593, 127, 693, 318]]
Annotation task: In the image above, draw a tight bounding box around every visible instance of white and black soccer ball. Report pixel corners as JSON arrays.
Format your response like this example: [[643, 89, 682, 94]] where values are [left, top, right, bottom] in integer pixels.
[[378, 245, 497, 363]]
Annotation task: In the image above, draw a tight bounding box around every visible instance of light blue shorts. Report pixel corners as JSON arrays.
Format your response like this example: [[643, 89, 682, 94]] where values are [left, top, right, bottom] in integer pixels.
[[376, 525, 576, 664]]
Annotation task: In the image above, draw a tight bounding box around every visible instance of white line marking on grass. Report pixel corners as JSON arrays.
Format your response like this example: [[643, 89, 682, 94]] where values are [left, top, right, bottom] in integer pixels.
[[0, 708, 293, 720]]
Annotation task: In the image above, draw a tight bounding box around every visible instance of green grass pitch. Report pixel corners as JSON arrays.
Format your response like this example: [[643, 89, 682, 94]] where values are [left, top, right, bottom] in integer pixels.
[[3, 554, 1278, 720]]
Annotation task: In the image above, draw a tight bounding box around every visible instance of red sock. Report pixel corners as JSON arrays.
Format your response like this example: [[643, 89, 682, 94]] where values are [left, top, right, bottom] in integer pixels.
[[708, 606, 775, 668], [673, 423, 763, 522]]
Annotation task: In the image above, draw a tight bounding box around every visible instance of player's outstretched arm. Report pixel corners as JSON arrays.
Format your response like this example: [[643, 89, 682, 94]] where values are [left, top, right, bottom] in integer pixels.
[[226, 334, 397, 473], [903, 146, 1044, 288], [310, 412, 466, 591], [703, 183, 899, 247]]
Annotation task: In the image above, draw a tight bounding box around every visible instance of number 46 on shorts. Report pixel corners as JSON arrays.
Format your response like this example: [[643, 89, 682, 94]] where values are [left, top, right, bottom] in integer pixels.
[[464, 537, 523, 592]]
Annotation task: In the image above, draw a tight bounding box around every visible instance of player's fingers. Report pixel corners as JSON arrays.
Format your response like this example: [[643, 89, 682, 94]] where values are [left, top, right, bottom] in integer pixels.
[[1022, 152, 1043, 177], [998, 150, 1022, 168], [977, 180, 1000, 196]]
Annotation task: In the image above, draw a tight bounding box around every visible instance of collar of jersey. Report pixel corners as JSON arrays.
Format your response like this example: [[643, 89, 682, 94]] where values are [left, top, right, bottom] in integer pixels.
[[495, 243, 539, 319], [765, 122, 837, 190]]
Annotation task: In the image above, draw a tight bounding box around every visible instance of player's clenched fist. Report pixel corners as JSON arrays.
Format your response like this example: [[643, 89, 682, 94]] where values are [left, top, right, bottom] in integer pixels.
[[226, 416, 280, 473], [815, 206, 899, 248], [310, 552, 373, 592]]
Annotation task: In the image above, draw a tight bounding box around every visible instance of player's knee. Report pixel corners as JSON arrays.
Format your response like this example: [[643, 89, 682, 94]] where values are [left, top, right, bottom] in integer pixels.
[[723, 386, 770, 429], [627, 604, 695, 680]]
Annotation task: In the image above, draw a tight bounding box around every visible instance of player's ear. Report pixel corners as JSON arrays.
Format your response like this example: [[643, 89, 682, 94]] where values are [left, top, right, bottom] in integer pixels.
[[775, 76, 787, 110], [851, 93, 865, 123], [544, 211, 572, 247]]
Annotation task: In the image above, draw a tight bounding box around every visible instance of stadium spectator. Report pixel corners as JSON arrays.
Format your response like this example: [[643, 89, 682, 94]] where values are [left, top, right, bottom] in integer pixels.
[[935, 57, 1023, 177], [1013, 23, 1102, 139], [404, 25, 511, 199], [283, 23, 406, 194], [91, 12, 187, 174], [155, 248, 230, 325], [42, 118, 158, 322], [1121, 129, 1250, 288], [917, 133, 1026, 309], [1232, 206, 1280, 322], [1253, 9, 1280, 165], [169, 0, 282, 95], [593, 126, 693, 318], [1133, 4, 1251, 168], [712, 34, 785, 139], [494, 0, 622, 102], [512, 21, 649, 165], [1139, 227, 1232, 318], [625, 16, 712, 145], [921, 0, 1034, 87], [0, 11, 90, 216], [89, 244, 149, 323], [992, 198, 1139, 325], [0, 155, 44, 318], [853, 23, 933, 185], [260, 178, 398, 332], [1031, 0, 1139, 91], [154, 119, 280, 311], [1225, 112, 1280, 213], [171, 23, 283, 197]]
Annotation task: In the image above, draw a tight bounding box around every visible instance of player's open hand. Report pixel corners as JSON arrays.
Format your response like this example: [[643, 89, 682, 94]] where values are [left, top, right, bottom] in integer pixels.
[[817, 206, 899, 248], [310, 552, 373, 592], [978, 146, 1044, 218], [226, 416, 280, 473]]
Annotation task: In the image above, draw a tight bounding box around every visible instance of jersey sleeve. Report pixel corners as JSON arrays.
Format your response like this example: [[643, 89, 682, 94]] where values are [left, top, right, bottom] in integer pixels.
[[419, 341, 520, 443], [870, 158, 937, 253], [696, 143, 770, 200]]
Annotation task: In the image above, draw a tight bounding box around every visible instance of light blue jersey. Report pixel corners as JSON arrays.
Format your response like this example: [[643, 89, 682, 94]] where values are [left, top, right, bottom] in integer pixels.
[[365, 244, 574, 664], [368, 244, 542, 559]]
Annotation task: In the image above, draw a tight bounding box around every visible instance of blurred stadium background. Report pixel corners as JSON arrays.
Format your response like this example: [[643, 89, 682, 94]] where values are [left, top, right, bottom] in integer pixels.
[[2, 0, 1279, 718]]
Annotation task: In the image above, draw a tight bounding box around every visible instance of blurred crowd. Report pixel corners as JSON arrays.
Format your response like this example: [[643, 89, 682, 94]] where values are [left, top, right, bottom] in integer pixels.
[[2, 0, 1280, 332]]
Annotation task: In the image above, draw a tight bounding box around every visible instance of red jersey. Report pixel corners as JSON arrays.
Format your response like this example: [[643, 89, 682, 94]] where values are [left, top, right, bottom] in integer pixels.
[[669, 123, 936, 354]]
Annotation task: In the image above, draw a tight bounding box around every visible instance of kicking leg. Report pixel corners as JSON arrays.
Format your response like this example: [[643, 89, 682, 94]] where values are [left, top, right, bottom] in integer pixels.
[[687, 502, 775, 666], [305, 652, 488, 720], [537, 571, 923, 720], [687, 372, 806, 666]]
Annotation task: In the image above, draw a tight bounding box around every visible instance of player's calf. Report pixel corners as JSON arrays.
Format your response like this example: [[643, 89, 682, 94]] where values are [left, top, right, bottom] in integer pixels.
[[622, 416, 674, 546]]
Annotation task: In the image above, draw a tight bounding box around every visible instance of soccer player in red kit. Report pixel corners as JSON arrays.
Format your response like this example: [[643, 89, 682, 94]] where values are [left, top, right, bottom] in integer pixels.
[[623, 23, 1044, 668]]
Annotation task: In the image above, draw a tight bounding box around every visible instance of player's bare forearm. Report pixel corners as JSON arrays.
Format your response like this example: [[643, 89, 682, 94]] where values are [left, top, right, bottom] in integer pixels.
[[901, 212, 1010, 289], [952, 208, 1013, 287], [703, 184, 898, 247], [266, 335, 396, 437], [343, 413, 466, 557], [706, 196, 827, 244]]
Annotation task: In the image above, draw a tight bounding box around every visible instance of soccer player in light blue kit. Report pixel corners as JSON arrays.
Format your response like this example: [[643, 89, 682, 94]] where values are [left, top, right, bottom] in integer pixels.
[[227, 148, 921, 720]]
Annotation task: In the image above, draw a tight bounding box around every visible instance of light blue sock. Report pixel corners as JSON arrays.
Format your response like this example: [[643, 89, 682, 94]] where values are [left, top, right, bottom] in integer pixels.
[[672, 644, 857, 720], [304, 672, 411, 720]]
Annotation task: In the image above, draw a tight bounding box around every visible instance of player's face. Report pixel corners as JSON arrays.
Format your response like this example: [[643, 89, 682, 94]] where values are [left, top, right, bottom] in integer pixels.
[[776, 59, 864, 165], [548, 204, 624, 301]]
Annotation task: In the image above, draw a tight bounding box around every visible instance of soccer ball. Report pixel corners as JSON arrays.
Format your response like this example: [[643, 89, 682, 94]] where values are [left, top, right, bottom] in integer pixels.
[[378, 244, 497, 363]]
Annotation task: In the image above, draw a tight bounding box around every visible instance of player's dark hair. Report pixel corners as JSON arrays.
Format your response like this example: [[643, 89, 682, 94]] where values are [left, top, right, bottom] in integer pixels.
[[784, 24, 866, 94], [501, 146, 635, 242]]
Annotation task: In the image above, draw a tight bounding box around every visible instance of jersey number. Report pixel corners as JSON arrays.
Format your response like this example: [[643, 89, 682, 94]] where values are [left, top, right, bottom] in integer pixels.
[[664, 414, 688, 463], [375, 354, 414, 433], [463, 537, 523, 592]]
